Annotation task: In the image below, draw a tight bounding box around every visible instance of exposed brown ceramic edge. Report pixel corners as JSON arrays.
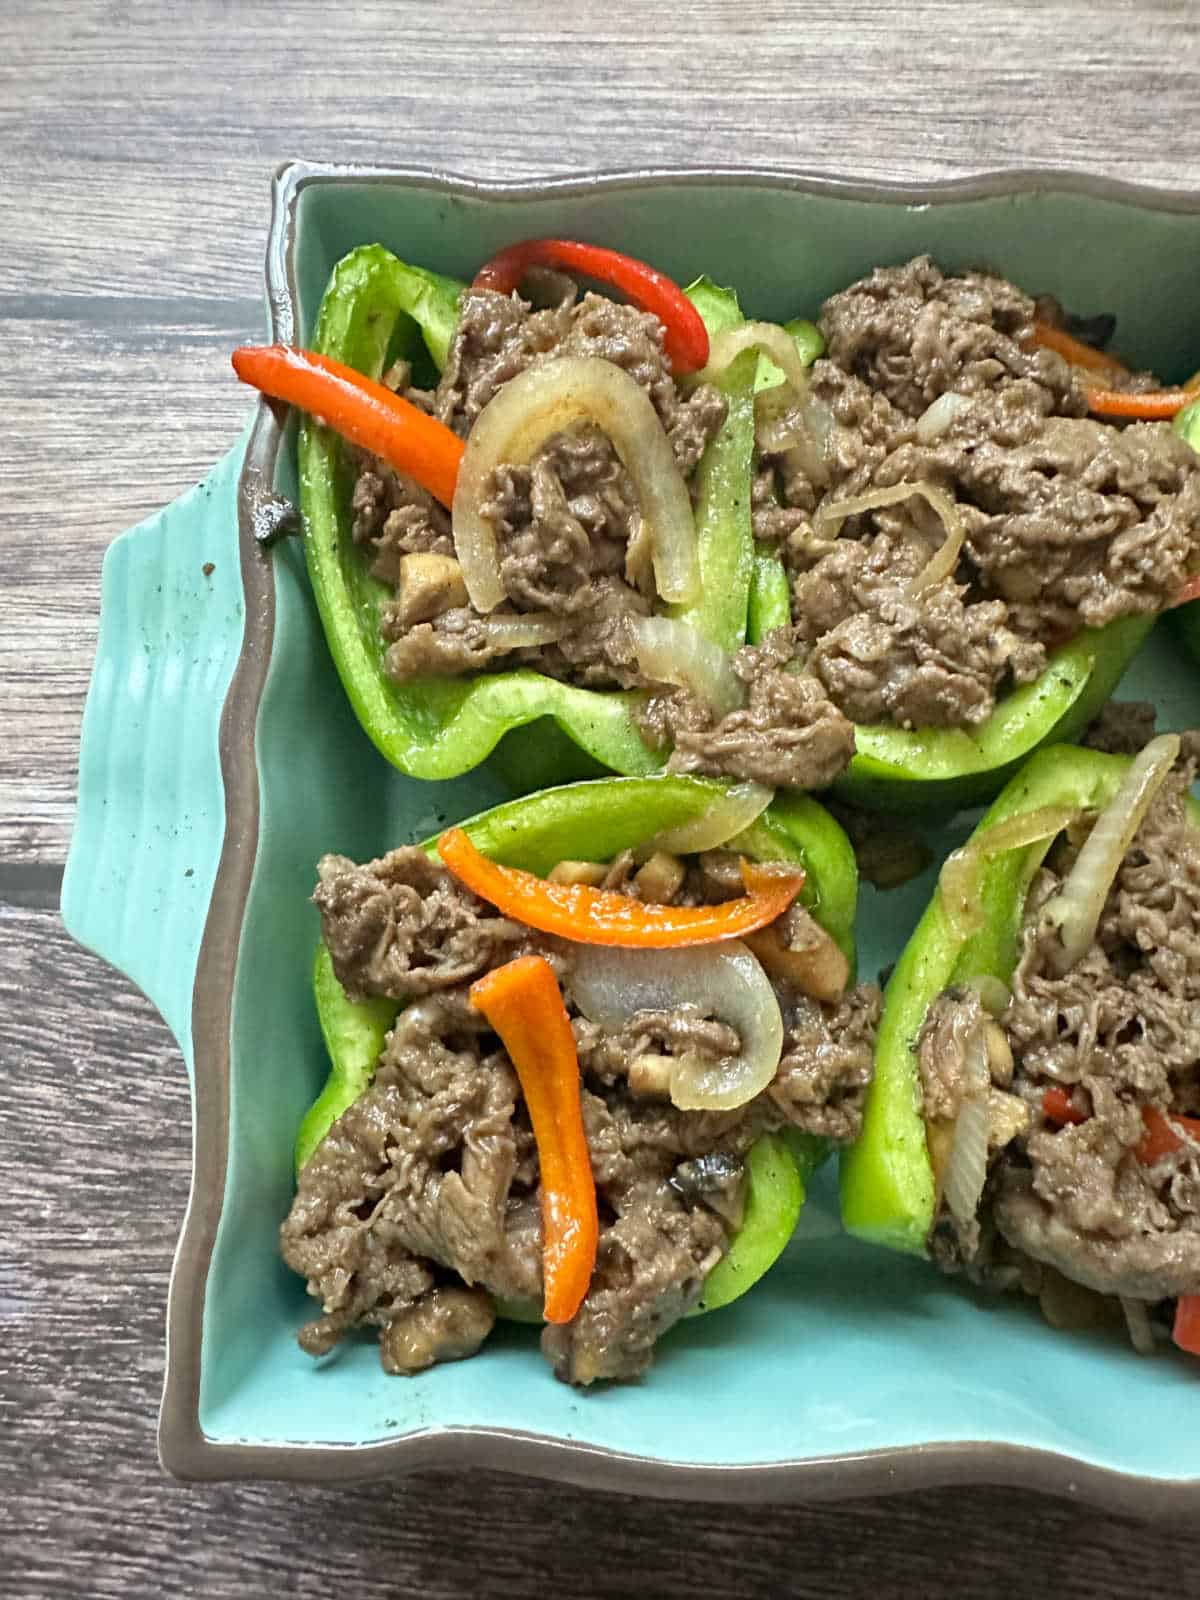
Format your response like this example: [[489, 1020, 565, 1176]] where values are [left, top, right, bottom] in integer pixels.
[[158, 168, 291, 1480], [159, 160, 1200, 1511]]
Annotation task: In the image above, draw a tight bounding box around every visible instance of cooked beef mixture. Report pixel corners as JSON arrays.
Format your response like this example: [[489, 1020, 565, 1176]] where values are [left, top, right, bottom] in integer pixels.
[[918, 738, 1200, 1347], [753, 257, 1200, 738], [282, 846, 880, 1384], [352, 257, 1199, 789], [355, 284, 727, 689]]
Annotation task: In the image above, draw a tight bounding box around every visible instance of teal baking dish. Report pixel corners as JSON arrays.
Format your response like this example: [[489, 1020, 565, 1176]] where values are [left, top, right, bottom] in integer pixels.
[[61, 162, 1200, 1507]]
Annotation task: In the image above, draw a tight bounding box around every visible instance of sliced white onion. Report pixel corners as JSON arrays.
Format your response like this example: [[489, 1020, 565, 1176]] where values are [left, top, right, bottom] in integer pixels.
[[1120, 1297, 1157, 1357], [568, 941, 783, 1112], [628, 614, 743, 716], [965, 974, 1012, 1017], [1040, 733, 1180, 975], [475, 615, 565, 649], [773, 397, 834, 477], [916, 391, 971, 443], [452, 356, 698, 612], [941, 1024, 993, 1225], [812, 479, 966, 595], [696, 322, 813, 400], [939, 804, 1086, 941], [648, 781, 774, 855], [906, 486, 968, 595]]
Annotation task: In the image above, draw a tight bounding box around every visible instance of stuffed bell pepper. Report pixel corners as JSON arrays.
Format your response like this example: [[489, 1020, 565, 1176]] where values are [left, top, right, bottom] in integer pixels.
[[841, 729, 1200, 1363], [280, 775, 881, 1385], [234, 244, 1200, 809]]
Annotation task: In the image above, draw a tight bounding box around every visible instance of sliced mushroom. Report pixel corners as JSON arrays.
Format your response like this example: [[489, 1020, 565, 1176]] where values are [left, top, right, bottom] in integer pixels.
[[633, 850, 686, 904], [548, 859, 609, 888], [394, 553, 469, 626], [628, 1053, 674, 1099], [745, 908, 849, 1004]]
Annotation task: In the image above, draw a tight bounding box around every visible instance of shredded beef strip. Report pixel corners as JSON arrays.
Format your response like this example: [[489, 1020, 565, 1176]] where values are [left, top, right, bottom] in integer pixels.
[[282, 845, 880, 1385]]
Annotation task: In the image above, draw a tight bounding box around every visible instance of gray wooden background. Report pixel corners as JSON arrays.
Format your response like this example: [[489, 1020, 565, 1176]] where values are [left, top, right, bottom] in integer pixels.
[[3, 2, 1197, 1594]]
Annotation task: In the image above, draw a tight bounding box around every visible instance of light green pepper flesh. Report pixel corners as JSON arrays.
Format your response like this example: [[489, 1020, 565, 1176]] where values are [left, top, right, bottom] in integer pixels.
[[295, 945, 400, 1177], [1170, 399, 1200, 659], [746, 318, 824, 643], [297, 775, 859, 1317], [839, 744, 1165, 1254]]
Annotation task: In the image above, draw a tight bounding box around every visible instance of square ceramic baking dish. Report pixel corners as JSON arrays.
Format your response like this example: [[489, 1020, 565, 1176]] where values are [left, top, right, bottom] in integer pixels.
[[62, 162, 1200, 1507]]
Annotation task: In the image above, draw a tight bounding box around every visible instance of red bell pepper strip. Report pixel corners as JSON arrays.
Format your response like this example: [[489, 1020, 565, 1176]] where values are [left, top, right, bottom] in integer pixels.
[[1042, 1086, 1091, 1127], [1045, 1094, 1200, 1164], [469, 954, 598, 1325], [472, 239, 710, 375], [1174, 1295, 1200, 1357], [438, 827, 804, 948], [231, 345, 464, 508], [1136, 1105, 1200, 1166]]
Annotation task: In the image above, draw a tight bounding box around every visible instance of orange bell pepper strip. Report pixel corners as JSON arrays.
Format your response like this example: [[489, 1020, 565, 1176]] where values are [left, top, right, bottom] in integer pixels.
[[1031, 321, 1128, 377], [438, 827, 804, 948], [1030, 324, 1192, 420], [1136, 1105, 1200, 1166], [1083, 387, 1193, 421], [469, 954, 598, 1325], [472, 238, 710, 375], [1174, 1295, 1200, 1358], [231, 345, 465, 508]]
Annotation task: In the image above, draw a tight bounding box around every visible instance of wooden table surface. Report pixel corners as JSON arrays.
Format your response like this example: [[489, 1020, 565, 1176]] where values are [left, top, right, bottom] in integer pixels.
[[4, 2, 1198, 1593]]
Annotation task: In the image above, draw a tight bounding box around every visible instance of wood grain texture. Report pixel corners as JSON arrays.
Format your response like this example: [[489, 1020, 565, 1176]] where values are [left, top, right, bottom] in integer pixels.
[[3, 2, 1197, 1594]]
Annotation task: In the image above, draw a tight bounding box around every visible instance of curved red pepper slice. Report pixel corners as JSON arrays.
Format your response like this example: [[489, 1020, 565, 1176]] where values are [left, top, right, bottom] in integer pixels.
[[232, 345, 465, 508], [473, 238, 710, 374]]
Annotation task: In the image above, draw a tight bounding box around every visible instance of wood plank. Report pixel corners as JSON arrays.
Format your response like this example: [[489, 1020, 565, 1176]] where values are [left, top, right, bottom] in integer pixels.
[[4, 907, 1193, 1598]]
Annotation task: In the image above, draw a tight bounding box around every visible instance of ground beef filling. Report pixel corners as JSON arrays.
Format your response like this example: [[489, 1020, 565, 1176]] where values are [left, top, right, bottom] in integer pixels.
[[282, 846, 880, 1385], [753, 256, 1200, 737], [917, 751, 1200, 1340], [354, 286, 727, 690], [351, 257, 1200, 781]]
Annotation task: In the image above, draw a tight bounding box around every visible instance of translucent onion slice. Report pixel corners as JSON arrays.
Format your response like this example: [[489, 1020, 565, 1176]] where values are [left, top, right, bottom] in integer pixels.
[[916, 391, 970, 443], [759, 395, 833, 460], [569, 941, 783, 1112], [941, 1024, 993, 1225], [1041, 733, 1180, 975], [938, 804, 1086, 941], [965, 974, 1012, 1018], [452, 356, 698, 612], [811, 479, 967, 596], [478, 614, 566, 649], [647, 781, 774, 855], [696, 321, 814, 399], [1120, 1297, 1157, 1357], [628, 614, 743, 715]]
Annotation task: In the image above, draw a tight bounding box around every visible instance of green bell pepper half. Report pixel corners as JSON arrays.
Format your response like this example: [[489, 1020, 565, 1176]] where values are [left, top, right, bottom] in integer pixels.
[[295, 774, 860, 1316], [298, 249, 760, 788], [746, 319, 1153, 811], [840, 743, 1200, 1255]]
